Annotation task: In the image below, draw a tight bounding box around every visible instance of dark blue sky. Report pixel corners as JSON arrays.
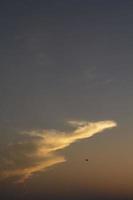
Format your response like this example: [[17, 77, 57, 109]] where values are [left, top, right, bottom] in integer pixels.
[[0, 0, 133, 129]]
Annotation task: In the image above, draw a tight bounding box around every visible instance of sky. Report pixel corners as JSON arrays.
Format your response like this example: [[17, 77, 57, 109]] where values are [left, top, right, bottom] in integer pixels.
[[0, 0, 133, 199]]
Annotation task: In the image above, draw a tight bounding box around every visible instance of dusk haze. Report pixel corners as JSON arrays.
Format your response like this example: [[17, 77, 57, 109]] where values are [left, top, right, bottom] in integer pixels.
[[0, 1, 133, 200]]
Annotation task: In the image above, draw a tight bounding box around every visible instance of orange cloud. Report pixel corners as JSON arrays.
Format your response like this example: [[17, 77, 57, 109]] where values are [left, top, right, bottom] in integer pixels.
[[0, 120, 117, 183]]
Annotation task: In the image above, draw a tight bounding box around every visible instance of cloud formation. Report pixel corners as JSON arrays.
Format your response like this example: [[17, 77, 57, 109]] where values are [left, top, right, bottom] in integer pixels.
[[0, 120, 117, 183]]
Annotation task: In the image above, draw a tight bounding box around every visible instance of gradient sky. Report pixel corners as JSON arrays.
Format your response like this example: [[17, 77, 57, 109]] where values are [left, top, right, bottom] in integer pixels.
[[0, 0, 133, 200]]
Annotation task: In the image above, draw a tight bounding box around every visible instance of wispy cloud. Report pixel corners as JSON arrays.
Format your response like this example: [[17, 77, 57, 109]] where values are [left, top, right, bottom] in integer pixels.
[[0, 120, 117, 183]]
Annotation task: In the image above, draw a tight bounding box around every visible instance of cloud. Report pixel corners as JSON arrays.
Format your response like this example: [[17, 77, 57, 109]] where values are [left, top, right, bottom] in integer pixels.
[[0, 120, 117, 183]]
